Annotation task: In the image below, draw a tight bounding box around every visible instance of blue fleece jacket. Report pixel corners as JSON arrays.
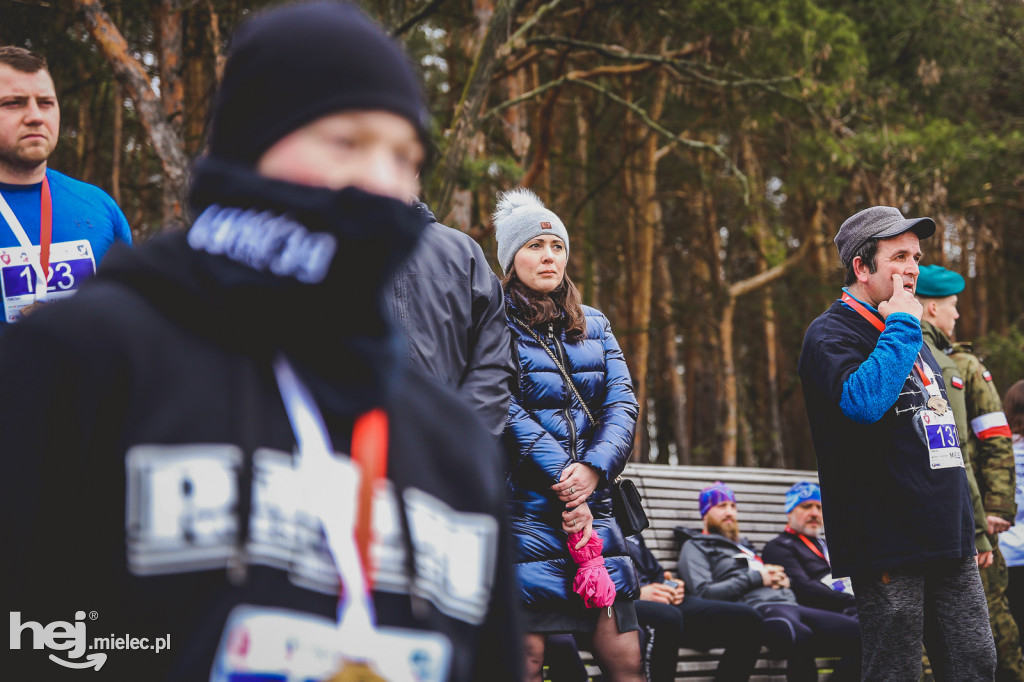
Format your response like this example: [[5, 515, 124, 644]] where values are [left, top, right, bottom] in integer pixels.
[[837, 289, 922, 423]]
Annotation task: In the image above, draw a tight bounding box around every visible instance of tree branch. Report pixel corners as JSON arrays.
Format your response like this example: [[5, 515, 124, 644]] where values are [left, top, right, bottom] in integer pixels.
[[483, 66, 749, 202], [570, 77, 750, 205], [483, 62, 654, 119], [526, 35, 805, 103], [497, 0, 566, 59], [391, 0, 448, 38], [728, 239, 812, 299], [491, 48, 546, 82], [526, 35, 703, 62]]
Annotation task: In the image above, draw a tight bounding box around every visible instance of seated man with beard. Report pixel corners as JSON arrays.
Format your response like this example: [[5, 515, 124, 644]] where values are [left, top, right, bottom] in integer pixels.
[[763, 482, 857, 617], [677, 482, 861, 682]]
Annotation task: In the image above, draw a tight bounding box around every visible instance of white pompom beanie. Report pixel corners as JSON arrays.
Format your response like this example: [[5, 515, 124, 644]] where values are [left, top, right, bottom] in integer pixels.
[[492, 188, 569, 274]]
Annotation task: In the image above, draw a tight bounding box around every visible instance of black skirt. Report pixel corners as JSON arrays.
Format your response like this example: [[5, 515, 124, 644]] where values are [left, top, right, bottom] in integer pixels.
[[523, 596, 639, 634]]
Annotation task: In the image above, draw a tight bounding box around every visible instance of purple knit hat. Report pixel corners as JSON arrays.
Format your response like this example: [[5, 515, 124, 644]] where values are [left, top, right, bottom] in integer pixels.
[[699, 481, 736, 517]]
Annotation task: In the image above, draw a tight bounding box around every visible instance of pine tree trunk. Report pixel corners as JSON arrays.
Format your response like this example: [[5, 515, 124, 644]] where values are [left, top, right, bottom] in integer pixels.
[[762, 291, 785, 467], [720, 296, 738, 467], [655, 242, 689, 464], [111, 82, 122, 206], [76, 0, 189, 230], [157, 0, 185, 226], [621, 68, 667, 461], [432, 0, 528, 220]]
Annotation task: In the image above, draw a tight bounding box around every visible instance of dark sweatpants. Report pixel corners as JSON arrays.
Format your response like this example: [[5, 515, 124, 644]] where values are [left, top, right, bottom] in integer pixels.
[[635, 596, 763, 682], [756, 602, 861, 682], [851, 556, 995, 682], [1008, 565, 1024, 638]]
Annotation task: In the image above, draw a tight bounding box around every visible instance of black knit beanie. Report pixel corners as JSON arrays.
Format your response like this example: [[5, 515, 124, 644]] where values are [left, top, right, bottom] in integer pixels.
[[207, 0, 431, 166]]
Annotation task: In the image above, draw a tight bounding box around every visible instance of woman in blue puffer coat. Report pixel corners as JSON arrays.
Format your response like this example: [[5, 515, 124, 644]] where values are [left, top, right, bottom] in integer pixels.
[[493, 188, 643, 682]]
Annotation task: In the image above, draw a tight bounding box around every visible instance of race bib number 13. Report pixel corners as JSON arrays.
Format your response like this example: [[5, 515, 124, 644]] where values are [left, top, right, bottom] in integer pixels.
[[0, 239, 96, 322], [918, 409, 965, 470]]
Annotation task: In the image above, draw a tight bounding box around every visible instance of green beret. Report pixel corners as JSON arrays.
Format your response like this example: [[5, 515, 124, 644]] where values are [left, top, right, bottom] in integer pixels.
[[917, 264, 965, 298]]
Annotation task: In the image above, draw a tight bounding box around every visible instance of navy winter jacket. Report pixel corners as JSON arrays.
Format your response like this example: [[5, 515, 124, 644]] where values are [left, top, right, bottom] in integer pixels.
[[503, 298, 640, 609]]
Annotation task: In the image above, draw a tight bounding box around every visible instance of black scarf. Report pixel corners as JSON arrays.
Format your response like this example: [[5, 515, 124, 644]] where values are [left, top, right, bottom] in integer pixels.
[[104, 157, 426, 415]]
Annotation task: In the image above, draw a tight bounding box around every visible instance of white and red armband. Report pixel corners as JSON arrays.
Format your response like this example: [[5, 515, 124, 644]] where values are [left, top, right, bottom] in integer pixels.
[[971, 411, 1013, 440]]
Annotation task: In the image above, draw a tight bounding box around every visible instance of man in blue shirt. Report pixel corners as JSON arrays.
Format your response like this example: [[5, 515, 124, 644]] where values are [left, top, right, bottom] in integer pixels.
[[798, 206, 995, 680], [0, 46, 131, 328]]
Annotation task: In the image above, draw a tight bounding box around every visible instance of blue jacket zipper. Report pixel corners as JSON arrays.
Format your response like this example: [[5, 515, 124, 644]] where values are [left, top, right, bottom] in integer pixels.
[[548, 323, 578, 461]]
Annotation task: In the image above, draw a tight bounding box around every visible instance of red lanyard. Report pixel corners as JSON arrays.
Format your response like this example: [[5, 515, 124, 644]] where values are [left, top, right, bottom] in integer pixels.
[[842, 290, 934, 393], [39, 175, 52, 285], [351, 408, 388, 587], [840, 291, 884, 332], [785, 526, 827, 562], [914, 361, 932, 386]]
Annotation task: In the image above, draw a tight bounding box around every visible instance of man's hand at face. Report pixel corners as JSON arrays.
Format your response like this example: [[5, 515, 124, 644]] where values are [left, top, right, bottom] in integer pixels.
[[878, 274, 923, 320]]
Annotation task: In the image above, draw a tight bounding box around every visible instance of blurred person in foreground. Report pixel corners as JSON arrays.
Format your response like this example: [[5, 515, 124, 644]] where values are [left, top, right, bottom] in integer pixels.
[[1, 3, 521, 680], [798, 206, 995, 680]]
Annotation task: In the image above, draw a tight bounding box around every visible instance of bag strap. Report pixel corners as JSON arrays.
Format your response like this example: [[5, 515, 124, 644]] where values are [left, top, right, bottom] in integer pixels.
[[512, 316, 596, 425]]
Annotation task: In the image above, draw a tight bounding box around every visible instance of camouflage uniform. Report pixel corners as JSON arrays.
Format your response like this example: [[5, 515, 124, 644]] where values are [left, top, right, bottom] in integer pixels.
[[921, 323, 992, 557], [950, 340, 1022, 681]]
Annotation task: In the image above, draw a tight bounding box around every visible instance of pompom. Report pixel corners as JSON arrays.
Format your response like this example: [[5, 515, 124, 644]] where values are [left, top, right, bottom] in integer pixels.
[[493, 187, 546, 224]]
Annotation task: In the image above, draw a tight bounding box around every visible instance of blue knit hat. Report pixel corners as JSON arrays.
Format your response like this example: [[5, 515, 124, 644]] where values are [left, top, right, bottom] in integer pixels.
[[784, 481, 821, 514], [699, 481, 736, 517]]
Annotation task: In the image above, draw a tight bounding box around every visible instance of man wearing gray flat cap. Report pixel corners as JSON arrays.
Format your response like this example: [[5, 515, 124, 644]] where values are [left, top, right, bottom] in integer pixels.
[[798, 206, 996, 680]]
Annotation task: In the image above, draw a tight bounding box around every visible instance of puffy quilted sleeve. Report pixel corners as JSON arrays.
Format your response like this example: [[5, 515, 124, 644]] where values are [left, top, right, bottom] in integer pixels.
[[579, 313, 638, 487], [504, 392, 573, 489]]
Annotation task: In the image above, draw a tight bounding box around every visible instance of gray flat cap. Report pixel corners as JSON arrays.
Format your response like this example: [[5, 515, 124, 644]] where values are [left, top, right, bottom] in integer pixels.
[[835, 206, 936, 266]]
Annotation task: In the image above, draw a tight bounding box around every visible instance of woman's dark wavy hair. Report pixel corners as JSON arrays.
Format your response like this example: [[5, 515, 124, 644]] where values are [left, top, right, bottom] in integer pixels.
[[501, 269, 587, 341]]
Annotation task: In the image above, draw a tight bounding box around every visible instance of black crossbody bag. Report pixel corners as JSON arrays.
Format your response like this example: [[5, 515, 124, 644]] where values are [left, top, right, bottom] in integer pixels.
[[512, 318, 650, 536]]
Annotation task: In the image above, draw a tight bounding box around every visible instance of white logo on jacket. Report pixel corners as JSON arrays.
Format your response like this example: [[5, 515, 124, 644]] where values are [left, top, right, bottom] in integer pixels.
[[187, 205, 336, 283], [125, 445, 497, 625]]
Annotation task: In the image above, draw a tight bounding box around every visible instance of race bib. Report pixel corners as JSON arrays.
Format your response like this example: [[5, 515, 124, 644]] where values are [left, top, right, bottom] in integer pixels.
[[0, 239, 96, 322], [918, 409, 965, 470], [819, 572, 854, 595], [210, 605, 451, 682]]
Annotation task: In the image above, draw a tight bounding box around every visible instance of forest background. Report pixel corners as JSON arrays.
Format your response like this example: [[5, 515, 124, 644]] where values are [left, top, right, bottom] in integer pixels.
[[4, 0, 1023, 468]]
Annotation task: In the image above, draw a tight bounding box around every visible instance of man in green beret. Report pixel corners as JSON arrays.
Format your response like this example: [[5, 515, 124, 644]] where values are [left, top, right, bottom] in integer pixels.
[[918, 263, 1022, 680]]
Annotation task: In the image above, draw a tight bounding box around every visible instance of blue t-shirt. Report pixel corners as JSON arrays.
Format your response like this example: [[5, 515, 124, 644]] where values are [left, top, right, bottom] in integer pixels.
[[0, 168, 131, 328], [798, 295, 974, 577]]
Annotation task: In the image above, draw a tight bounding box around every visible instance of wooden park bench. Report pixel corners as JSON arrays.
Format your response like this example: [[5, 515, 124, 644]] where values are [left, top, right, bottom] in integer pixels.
[[574, 462, 835, 682]]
